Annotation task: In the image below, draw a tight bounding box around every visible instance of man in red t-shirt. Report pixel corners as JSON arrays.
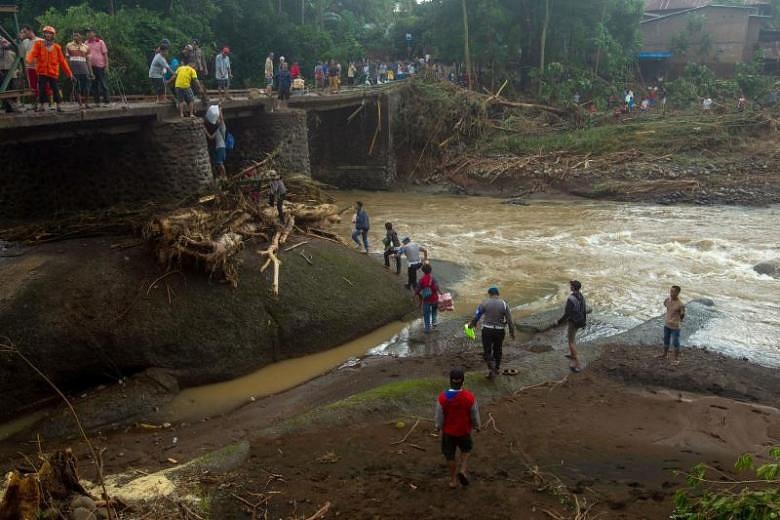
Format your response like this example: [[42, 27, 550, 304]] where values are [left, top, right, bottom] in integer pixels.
[[435, 368, 481, 488]]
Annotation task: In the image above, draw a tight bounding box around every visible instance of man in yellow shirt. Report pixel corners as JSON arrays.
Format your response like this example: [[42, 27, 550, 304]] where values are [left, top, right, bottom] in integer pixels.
[[171, 58, 201, 117]]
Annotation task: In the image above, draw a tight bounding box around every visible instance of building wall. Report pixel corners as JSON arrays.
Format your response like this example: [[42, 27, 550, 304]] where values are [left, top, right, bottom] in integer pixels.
[[641, 6, 758, 73]]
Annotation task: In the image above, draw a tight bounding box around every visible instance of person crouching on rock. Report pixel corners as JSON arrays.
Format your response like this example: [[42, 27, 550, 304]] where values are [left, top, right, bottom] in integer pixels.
[[435, 368, 481, 489], [467, 287, 515, 379], [268, 170, 287, 224], [557, 280, 587, 373], [660, 285, 686, 366], [382, 222, 401, 274]]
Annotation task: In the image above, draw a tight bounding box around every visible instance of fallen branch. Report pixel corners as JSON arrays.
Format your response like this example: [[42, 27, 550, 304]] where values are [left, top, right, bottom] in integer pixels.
[[305, 501, 331, 520], [342, 277, 354, 287], [283, 240, 310, 252], [485, 412, 503, 434], [391, 418, 420, 446], [299, 251, 313, 265]]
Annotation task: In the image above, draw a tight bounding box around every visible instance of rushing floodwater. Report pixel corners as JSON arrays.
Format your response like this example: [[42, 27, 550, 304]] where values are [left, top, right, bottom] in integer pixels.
[[336, 192, 780, 367]]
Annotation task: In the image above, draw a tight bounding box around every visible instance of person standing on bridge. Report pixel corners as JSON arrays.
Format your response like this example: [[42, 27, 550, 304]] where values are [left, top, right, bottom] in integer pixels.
[[26, 26, 72, 113], [172, 57, 200, 118], [86, 29, 110, 107], [289, 61, 301, 79], [66, 32, 91, 110], [468, 287, 515, 379], [265, 52, 274, 96], [347, 61, 356, 86], [275, 62, 292, 108], [214, 47, 232, 101], [191, 39, 208, 79], [149, 44, 173, 103]]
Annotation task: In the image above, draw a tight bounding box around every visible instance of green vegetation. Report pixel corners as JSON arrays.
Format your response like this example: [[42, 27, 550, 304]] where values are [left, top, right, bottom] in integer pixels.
[[672, 447, 780, 520]]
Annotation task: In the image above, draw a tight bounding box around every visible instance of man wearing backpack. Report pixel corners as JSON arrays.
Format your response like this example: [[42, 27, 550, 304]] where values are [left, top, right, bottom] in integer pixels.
[[558, 280, 587, 372], [468, 287, 515, 379]]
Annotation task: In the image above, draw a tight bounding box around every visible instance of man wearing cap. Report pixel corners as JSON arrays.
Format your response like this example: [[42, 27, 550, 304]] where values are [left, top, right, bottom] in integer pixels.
[[86, 29, 110, 106], [468, 287, 515, 379], [435, 368, 481, 488], [26, 26, 72, 113], [214, 47, 232, 101], [204, 104, 227, 179], [20, 26, 50, 104], [268, 171, 287, 224], [397, 237, 428, 289]]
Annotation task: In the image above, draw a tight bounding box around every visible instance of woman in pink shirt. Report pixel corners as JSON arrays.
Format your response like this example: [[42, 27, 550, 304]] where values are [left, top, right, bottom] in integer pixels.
[[86, 29, 110, 105]]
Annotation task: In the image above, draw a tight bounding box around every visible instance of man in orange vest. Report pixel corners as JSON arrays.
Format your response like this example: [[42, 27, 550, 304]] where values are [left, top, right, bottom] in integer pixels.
[[26, 26, 72, 112]]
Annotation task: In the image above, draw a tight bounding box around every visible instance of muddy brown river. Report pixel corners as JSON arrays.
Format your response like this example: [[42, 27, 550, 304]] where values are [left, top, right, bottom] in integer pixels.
[[335, 192, 780, 367]]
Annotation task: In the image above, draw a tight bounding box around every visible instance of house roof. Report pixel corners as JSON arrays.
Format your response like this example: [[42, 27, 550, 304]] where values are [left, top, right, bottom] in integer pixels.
[[641, 4, 762, 24], [645, 0, 767, 11]]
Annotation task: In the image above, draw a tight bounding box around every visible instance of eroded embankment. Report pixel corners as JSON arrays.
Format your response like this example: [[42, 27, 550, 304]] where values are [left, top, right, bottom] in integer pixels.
[[0, 236, 415, 422]]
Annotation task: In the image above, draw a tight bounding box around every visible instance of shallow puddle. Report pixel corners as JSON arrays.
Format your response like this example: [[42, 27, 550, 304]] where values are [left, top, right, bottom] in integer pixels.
[[159, 321, 408, 422]]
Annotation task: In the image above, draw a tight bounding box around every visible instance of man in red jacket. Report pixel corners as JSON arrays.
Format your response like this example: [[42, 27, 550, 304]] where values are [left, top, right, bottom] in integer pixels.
[[435, 368, 481, 488]]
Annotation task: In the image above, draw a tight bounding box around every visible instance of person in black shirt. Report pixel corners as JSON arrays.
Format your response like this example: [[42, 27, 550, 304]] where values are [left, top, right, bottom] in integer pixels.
[[382, 222, 401, 274]]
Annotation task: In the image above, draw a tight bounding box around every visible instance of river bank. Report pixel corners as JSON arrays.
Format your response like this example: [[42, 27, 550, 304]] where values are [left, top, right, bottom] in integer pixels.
[[3, 322, 777, 519]]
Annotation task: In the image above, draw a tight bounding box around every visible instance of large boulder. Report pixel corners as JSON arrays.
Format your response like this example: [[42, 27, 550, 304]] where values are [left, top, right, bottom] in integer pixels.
[[0, 236, 415, 421], [754, 259, 780, 278]]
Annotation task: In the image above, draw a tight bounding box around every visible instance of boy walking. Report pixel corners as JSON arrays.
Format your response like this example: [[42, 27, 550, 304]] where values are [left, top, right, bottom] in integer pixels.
[[435, 369, 481, 489], [172, 58, 200, 118], [351, 201, 370, 254], [660, 285, 686, 365]]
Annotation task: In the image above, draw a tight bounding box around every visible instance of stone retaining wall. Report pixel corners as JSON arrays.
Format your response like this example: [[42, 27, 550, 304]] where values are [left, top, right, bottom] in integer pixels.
[[0, 118, 213, 220], [226, 110, 311, 176]]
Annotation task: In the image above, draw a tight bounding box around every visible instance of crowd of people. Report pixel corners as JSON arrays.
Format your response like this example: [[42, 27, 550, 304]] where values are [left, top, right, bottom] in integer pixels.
[[0, 25, 110, 112], [344, 201, 690, 487]]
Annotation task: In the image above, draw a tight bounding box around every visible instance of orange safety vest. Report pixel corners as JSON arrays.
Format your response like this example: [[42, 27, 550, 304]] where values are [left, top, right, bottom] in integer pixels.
[[26, 39, 72, 79]]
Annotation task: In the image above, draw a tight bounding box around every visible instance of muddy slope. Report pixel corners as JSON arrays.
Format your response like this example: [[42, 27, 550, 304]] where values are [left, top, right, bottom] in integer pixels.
[[0, 236, 415, 420]]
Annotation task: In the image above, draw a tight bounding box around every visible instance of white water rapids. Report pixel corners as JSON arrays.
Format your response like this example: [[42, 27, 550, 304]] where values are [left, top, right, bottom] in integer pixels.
[[336, 192, 780, 367]]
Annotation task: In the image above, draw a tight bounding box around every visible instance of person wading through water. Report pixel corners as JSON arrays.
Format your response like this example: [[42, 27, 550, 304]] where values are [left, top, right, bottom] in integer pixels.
[[468, 287, 515, 379], [558, 280, 587, 372], [383, 222, 401, 274], [435, 368, 481, 489], [398, 237, 428, 290]]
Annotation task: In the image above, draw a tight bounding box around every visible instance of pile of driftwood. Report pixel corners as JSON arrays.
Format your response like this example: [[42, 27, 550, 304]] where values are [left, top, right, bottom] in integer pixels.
[[144, 187, 341, 292]]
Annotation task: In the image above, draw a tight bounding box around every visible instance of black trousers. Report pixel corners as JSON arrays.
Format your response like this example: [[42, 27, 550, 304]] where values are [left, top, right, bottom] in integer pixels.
[[482, 327, 505, 370], [407, 262, 421, 289], [384, 249, 400, 273], [38, 76, 61, 104], [91, 66, 110, 104]]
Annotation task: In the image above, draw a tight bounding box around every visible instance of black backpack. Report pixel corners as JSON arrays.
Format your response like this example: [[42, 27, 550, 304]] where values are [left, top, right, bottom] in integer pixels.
[[569, 294, 587, 329]]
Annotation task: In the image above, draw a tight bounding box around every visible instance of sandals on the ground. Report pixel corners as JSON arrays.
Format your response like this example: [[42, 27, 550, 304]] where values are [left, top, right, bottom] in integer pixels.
[[502, 368, 519, 376]]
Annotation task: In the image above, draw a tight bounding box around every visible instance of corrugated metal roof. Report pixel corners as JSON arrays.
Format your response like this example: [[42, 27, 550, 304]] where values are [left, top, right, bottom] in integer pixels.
[[645, 0, 766, 11]]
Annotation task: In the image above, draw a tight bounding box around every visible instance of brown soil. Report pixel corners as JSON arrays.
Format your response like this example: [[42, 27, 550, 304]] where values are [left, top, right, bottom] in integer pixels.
[[207, 360, 779, 520]]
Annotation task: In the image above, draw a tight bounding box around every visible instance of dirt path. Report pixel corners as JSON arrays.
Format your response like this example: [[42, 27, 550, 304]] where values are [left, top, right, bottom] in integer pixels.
[[205, 367, 780, 519]]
